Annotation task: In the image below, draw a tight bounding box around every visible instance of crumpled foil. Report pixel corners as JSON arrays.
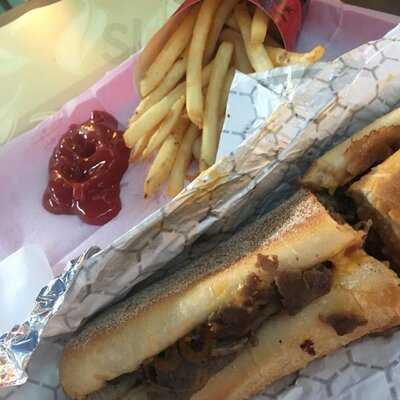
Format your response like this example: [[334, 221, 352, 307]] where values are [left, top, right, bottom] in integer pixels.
[[2, 24, 400, 400], [0, 247, 100, 386]]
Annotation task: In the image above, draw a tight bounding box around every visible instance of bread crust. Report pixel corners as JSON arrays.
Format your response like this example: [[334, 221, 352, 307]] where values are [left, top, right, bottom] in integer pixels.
[[302, 107, 400, 193], [60, 191, 362, 398]]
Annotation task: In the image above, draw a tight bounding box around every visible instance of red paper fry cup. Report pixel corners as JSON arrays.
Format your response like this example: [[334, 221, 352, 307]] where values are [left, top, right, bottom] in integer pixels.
[[175, 0, 309, 50], [136, 0, 309, 89], [249, 0, 309, 50]]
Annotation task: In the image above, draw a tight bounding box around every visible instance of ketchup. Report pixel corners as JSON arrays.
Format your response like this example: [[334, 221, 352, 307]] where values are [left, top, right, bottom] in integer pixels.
[[43, 111, 130, 225]]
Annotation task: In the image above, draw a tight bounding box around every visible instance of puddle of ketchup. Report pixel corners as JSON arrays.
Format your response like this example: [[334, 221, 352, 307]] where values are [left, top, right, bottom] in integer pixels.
[[43, 111, 130, 225]]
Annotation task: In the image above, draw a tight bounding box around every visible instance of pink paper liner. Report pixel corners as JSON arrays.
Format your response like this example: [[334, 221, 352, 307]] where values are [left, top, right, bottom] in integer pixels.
[[0, 0, 398, 275]]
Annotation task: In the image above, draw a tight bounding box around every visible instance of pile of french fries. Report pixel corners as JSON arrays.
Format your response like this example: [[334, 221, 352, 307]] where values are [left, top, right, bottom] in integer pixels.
[[123, 0, 325, 198]]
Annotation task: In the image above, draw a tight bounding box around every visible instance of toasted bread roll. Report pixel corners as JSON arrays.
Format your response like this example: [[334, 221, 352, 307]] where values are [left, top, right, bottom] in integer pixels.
[[192, 250, 400, 400], [60, 191, 362, 398], [88, 250, 400, 400], [303, 107, 400, 193], [348, 149, 400, 271]]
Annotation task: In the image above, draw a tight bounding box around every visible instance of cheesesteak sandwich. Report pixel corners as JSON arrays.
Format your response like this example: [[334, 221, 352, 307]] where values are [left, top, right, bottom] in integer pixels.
[[59, 190, 400, 400], [303, 107, 400, 193], [302, 107, 400, 272]]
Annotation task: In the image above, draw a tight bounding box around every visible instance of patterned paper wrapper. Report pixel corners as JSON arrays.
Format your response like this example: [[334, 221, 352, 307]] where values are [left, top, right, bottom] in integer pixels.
[[2, 7, 400, 400]]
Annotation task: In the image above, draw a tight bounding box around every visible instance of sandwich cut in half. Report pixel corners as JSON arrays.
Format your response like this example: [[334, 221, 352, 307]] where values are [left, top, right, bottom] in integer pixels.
[[59, 190, 400, 400], [302, 106, 400, 273], [302, 107, 400, 194]]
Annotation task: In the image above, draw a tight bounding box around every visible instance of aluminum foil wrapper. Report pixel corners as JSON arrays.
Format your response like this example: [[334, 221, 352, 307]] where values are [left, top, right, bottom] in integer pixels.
[[2, 24, 400, 400], [0, 247, 100, 387]]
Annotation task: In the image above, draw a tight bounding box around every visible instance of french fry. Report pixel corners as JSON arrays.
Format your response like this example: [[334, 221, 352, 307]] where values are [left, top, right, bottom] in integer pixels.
[[204, 0, 241, 63], [220, 28, 253, 74], [250, 7, 269, 45], [226, 14, 239, 31], [174, 116, 192, 138], [140, 8, 197, 97], [192, 136, 201, 161], [143, 96, 186, 158], [130, 137, 147, 163], [133, 51, 188, 122], [124, 61, 214, 148], [129, 124, 160, 162], [187, 0, 221, 128], [267, 45, 325, 67], [125, 84, 185, 148], [167, 124, 200, 197], [234, 3, 273, 72], [144, 120, 187, 198], [219, 66, 235, 119], [201, 41, 234, 171], [128, 111, 139, 128]]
